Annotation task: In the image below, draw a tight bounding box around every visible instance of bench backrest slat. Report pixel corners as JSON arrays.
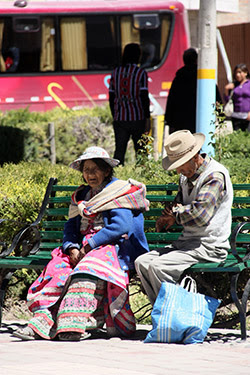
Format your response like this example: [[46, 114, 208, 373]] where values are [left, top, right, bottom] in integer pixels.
[[32, 182, 249, 260]]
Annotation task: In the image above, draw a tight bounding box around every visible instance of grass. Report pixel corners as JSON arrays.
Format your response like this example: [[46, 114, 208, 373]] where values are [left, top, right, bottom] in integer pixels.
[[129, 283, 152, 325]]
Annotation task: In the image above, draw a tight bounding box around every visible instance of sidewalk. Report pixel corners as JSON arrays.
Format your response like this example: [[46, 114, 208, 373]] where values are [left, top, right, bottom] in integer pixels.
[[1, 320, 250, 375]]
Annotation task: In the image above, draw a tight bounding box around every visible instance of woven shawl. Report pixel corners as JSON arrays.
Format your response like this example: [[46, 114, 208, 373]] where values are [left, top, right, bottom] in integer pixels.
[[68, 178, 150, 219]]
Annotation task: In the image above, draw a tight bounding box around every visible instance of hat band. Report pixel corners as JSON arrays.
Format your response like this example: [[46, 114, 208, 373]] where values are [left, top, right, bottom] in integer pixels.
[[167, 144, 195, 160]]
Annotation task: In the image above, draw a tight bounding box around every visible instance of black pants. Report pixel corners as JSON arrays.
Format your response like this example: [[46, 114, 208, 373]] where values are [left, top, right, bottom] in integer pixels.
[[113, 120, 146, 165], [232, 119, 250, 132]]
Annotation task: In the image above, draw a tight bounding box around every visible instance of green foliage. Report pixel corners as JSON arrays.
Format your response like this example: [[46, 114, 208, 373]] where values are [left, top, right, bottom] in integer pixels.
[[0, 106, 114, 165], [129, 284, 152, 325], [210, 105, 250, 180], [0, 161, 82, 243], [213, 130, 250, 181]]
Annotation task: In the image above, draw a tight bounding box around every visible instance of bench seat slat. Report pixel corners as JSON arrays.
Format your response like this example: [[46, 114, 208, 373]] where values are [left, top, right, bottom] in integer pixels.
[[189, 260, 250, 273], [0, 257, 51, 269]]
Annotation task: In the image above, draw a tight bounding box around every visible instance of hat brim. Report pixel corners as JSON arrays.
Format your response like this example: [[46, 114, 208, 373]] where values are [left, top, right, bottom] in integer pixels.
[[162, 133, 205, 171], [70, 155, 120, 171]]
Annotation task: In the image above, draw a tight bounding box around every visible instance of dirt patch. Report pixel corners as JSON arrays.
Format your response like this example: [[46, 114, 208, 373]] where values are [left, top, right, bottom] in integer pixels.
[[2, 297, 32, 321]]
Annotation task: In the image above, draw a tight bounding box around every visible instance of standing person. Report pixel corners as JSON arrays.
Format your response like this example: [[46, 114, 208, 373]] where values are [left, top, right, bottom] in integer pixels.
[[165, 48, 198, 134], [224, 63, 250, 131], [109, 43, 151, 165], [165, 48, 222, 134], [135, 130, 233, 305], [13, 146, 149, 341]]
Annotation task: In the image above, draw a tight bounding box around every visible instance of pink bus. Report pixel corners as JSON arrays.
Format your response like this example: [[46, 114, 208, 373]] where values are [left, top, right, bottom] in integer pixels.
[[0, 0, 190, 114]]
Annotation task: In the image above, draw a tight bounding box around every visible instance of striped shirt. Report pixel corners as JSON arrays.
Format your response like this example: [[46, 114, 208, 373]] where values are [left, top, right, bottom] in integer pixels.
[[109, 64, 149, 121], [174, 155, 226, 227]]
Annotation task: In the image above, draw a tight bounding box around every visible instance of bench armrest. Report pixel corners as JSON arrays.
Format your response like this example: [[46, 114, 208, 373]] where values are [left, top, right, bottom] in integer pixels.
[[230, 221, 250, 262], [0, 177, 57, 258], [0, 224, 41, 258]]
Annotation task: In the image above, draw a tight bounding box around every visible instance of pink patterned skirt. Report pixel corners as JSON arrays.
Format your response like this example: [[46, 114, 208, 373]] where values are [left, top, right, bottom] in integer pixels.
[[27, 241, 136, 340]]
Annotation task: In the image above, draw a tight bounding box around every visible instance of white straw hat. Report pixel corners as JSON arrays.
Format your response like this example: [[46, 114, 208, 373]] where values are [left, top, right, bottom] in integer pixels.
[[69, 146, 120, 171], [162, 130, 205, 171]]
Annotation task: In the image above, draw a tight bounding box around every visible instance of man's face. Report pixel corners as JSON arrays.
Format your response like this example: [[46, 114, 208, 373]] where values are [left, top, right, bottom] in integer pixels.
[[176, 156, 197, 178]]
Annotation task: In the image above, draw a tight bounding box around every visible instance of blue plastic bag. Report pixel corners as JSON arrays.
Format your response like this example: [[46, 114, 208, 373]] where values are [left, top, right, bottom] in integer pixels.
[[144, 281, 221, 344]]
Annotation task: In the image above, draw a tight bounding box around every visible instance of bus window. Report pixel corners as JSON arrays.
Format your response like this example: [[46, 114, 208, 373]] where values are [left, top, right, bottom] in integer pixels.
[[0, 16, 55, 73], [86, 15, 116, 70], [60, 17, 87, 70], [1, 16, 42, 73], [120, 13, 172, 69], [60, 15, 116, 71], [40, 18, 55, 72], [0, 19, 6, 72], [0, 12, 172, 74], [13, 17, 40, 32], [160, 15, 171, 59], [133, 14, 160, 29]]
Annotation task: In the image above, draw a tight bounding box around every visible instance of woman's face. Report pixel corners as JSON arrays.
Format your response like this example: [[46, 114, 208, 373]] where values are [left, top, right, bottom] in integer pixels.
[[82, 159, 110, 188], [235, 68, 248, 83]]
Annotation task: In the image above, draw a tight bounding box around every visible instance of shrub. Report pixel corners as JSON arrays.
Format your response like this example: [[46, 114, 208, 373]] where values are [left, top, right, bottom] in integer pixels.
[[0, 106, 115, 165]]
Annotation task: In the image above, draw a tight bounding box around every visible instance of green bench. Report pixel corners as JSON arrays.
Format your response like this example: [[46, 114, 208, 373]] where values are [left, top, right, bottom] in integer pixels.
[[0, 178, 249, 339]]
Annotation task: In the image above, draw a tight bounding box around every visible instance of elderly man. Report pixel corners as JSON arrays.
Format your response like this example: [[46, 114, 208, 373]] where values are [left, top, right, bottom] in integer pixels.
[[135, 130, 233, 305]]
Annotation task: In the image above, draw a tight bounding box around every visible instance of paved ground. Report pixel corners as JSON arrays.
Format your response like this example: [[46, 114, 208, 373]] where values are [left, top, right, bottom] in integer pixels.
[[1, 320, 250, 375]]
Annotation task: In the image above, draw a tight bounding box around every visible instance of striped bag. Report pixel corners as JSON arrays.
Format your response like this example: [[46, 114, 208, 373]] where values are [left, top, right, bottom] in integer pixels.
[[144, 281, 221, 344]]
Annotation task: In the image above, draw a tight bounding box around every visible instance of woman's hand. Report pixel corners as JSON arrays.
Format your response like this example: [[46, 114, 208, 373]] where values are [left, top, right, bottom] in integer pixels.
[[78, 243, 92, 262], [69, 248, 80, 267]]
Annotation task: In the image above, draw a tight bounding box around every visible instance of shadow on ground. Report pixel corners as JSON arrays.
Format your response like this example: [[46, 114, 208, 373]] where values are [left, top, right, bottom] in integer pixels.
[[0, 321, 245, 344]]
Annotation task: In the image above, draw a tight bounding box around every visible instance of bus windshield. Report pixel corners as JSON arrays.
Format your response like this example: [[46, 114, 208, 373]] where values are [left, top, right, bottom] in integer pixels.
[[0, 12, 172, 74]]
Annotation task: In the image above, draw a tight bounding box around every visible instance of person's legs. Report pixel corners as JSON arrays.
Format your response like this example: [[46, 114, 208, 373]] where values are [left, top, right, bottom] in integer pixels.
[[113, 121, 131, 165], [145, 249, 201, 304], [130, 120, 146, 153], [135, 243, 210, 305], [135, 250, 162, 305], [232, 118, 249, 131], [56, 275, 105, 340]]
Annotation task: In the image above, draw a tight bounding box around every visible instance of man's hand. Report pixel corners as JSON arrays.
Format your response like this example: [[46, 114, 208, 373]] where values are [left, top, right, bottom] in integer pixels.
[[156, 215, 175, 232], [155, 205, 177, 232]]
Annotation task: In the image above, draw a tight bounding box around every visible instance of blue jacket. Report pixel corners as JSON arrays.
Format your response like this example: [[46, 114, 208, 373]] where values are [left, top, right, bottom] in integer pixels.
[[62, 178, 149, 270]]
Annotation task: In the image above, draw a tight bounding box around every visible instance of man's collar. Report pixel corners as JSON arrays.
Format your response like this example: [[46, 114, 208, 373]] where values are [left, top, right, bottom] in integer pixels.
[[188, 154, 210, 185]]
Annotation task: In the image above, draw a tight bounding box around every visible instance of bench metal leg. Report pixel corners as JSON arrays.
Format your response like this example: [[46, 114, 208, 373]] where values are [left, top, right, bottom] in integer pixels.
[[230, 273, 250, 341], [0, 270, 15, 328]]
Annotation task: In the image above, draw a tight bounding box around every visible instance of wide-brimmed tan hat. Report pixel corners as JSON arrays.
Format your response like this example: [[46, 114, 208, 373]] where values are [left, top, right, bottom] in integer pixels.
[[69, 146, 120, 171], [162, 130, 205, 171]]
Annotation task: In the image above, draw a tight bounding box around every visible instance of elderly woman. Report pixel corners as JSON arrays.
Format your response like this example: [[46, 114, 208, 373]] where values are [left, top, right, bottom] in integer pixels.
[[13, 146, 149, 341]]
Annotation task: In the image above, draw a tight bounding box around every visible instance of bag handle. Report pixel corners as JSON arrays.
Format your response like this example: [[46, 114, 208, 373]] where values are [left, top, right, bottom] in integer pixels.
[[180, 276, 197, 293]]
